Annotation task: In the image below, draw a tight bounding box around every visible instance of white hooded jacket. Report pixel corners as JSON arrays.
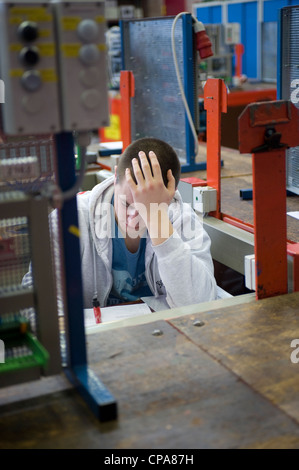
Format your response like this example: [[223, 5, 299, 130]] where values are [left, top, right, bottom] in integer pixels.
[[77, 176, 217, 309]]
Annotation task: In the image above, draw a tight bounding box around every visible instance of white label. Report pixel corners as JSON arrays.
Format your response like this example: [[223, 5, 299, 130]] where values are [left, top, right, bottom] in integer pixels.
[[0, 340, 4, 363], [0, 79, 4, 103]]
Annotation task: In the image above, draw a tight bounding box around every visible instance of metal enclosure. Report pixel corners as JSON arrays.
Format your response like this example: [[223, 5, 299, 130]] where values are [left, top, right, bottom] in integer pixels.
[[120, 14, 200, 170], [279, 5, 299, 195]]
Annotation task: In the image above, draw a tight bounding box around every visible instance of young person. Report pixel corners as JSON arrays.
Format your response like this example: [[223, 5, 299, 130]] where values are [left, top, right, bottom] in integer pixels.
[[78, 137, 217, 309]]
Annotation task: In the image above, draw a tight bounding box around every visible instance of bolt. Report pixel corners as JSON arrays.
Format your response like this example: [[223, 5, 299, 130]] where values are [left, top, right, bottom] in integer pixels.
[[193, 319, 205, 327], [152, 329, 163, 336]]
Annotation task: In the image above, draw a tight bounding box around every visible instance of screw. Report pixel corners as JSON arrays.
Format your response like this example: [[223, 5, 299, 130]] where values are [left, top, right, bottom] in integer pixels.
[[193, 319, 205, 327], [152, 329, 163, 336]]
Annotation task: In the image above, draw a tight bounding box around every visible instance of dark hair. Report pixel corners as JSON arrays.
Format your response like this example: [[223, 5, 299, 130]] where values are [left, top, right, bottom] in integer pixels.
[[116, 138, 181, 188]]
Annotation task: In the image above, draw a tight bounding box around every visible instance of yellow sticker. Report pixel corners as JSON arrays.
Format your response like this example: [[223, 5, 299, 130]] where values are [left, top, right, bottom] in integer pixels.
[[95, 16, 105, 23], [98, 43, 107, 52], [68, 225, 80, 238], [10, 6, 47, 16], [9, 16, 23, 24], [40, 69, 57, 82], [9, 44, 22, 52], [61, 17, 81, 30], [10, 69, 23, 78], [27, 13, 52, 23], [38, 43, 55, 57], [61, 43, 80, 57], [39, 29, 51, 38]]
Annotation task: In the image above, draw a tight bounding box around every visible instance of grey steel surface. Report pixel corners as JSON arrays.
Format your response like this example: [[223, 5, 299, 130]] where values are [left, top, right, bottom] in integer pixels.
[[281, 6, 299, 195], [121, 16, 197, 163]]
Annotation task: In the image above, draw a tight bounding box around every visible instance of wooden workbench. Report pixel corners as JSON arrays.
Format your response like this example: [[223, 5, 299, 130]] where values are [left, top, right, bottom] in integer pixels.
[[0, 291, 299, 449]]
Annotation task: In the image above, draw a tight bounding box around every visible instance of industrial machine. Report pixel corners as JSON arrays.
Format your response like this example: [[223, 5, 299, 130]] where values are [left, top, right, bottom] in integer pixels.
[[120, 12, 213, 172], [279, 4, 299, 196], [199, 23, 240, 86]]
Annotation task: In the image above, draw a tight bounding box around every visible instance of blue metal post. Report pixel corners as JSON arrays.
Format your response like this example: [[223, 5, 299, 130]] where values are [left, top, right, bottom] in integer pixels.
[[54, 132, 117, 421], [181, 13, 207, 172]]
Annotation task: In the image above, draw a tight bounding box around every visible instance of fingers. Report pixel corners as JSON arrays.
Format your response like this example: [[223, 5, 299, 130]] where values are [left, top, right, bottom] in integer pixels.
[[138, 151, 153, 181], [167, 169, 176, 195], [148, 151, 162, 180], [126, 151, 172, 193], [131, 157, 145, 186], [125, 167, 136, 191]]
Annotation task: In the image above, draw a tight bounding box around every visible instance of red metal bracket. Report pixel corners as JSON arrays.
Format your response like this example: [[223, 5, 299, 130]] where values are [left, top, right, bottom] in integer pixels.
[[234, 44, 244, 78], [120, 70, 135, 152], [238, 100, 299, 300], [204, 78, 227, 219]]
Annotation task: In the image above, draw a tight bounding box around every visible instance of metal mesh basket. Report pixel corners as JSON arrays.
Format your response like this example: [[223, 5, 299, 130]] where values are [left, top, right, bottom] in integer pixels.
[[0, 134, 55, 194], [0, 315, 49, 373], [0, 134, 64, 380]]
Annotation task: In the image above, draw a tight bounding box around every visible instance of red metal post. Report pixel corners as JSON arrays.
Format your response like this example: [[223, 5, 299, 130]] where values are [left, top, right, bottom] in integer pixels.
[[120, 70, 135, 152], [204, 78, 227, 219], [238, 100, 299, 299], [252, 148, 288, 299]]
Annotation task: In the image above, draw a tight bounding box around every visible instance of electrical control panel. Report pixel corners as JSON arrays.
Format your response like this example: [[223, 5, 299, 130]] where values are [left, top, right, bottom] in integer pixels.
[[0, 1, 61, 135], [0, 0, 109, 135], [53, 0, 109, 131]]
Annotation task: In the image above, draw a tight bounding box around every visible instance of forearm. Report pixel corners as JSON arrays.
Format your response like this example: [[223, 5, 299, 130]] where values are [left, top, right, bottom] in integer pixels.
[[152, 232, 217, 307], [146, 205, 174, 246]]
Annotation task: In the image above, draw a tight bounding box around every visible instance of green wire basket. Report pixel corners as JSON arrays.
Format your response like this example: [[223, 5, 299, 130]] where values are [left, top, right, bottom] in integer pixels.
[[0, 316, 49, 374]]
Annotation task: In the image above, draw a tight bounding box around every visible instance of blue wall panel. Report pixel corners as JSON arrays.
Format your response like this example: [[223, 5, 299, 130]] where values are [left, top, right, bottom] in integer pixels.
[[196, 5, 222, 24], [195, 0, 299, 80], [264, 0, 288, 21], [228, 1, 258, 78]]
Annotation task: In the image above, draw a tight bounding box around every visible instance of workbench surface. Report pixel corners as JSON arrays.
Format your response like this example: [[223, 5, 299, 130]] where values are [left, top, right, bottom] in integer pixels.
[[1, 292, 299, 449]]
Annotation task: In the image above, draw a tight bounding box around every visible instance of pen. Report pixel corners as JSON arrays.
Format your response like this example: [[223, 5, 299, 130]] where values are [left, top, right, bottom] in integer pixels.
[[92, 297, 102, 324]]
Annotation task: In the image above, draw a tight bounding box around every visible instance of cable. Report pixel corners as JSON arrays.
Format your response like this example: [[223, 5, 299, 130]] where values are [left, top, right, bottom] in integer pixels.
[[171, 12, 205, 158]]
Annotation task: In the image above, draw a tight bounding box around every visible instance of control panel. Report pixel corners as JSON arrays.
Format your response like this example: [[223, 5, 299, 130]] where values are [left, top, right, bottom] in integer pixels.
[[0, 1, 61, 135], [0, 0, 109, 135], [53, 0, 109, 131]]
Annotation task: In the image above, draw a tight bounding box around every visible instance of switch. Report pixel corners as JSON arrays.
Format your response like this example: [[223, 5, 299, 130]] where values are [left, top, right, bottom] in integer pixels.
[[17, 21, 39, 43], [77, 19, 99, 43], [81, 89, 101, 109], [79, 67, 100, 87], [21, 70, 42, 92], [19, 46, 40, 66], [79, 44, 100, 65]]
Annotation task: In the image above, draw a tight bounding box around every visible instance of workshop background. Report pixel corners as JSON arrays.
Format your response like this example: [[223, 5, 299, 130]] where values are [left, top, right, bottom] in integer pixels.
[[0, 0, 299, 450]]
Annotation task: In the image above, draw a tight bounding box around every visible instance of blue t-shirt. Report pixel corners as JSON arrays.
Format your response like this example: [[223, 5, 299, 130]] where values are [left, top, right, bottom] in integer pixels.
[[107, 198, 152, 306]]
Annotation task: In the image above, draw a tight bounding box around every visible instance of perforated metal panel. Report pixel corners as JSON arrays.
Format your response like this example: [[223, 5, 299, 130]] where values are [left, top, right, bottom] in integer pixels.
[[121, 15, 199, 164], [280, 6, 299, 195]]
